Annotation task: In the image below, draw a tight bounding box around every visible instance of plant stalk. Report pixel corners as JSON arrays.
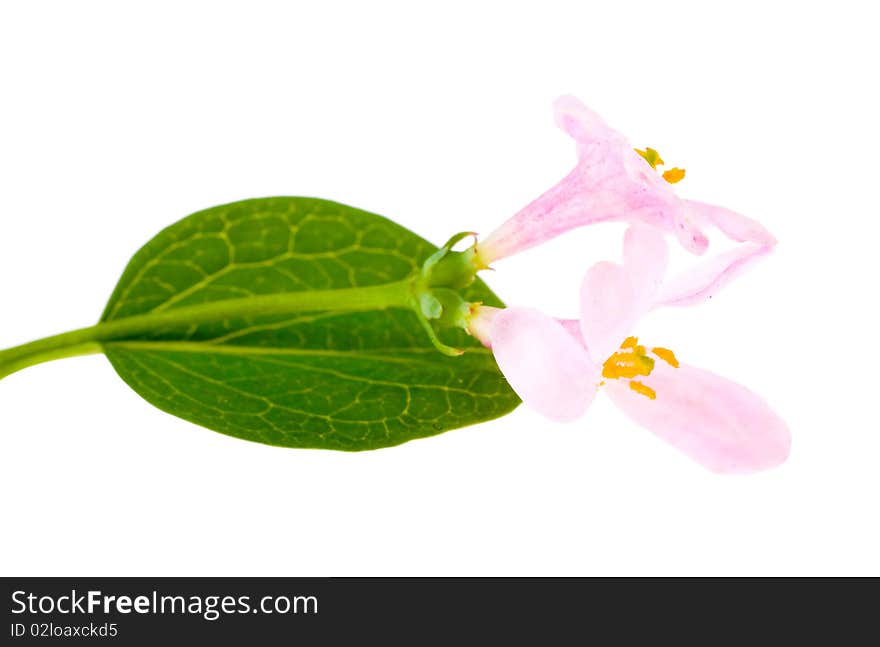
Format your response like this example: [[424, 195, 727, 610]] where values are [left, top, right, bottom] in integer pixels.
[[0, 280, 412, 380]]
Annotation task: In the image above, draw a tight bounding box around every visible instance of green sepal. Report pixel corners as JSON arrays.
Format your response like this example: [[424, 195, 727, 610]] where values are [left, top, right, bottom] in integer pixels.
[[420, 231, 479, 289]]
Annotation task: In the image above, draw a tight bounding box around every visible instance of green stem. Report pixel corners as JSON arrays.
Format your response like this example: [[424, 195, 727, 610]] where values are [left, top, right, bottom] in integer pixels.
[[0, 279, 412, 380]]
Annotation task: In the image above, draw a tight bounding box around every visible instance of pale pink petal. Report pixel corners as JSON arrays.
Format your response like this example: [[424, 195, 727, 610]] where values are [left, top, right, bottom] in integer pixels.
[[605, 361, 790, 474], [623, 225, 669, 308], [656, 201, 776, 307], [578, 261, 639, 363], [656, 243, 771, 307], [553, 95, 628, 162], [558, 318, 586, 346], [491, 308, 599, 422], [690, 200, 777, 246], [475, 166, 620, 265], [672, 213, 711, 255]]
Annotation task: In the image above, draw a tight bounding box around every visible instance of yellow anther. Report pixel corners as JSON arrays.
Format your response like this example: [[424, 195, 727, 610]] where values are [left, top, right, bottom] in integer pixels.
[[662, 167, 686, 184], [635, 147, 664, 169], [601, 338, 678, 399], [652, 347, 680, 368], [602, 341, 655, 380], [636, 147, 686, 184], [629, 381, 656, 400]]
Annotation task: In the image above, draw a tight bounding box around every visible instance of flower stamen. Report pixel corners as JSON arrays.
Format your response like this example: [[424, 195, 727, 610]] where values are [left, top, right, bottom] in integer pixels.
[[602, 337, 655, 380], [662, 167, 686, 184], [636, 147, 686, 184], [602, 338, 680, 400], [652, 347, 680, 368], [635, 147, 664, 169], [629, 380, 656, 400]]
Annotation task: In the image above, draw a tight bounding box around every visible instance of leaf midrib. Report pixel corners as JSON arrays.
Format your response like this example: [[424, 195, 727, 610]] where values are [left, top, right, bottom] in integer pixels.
[[105, 340, 494, 364]]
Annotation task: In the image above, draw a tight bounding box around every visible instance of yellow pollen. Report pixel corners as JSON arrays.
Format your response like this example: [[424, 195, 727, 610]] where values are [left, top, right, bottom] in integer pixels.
[[629, 381, 657, 400], [602, 337, 655, 380], [603, 338, 679, 399], [662, 167, 686, 184], [636, 146, 686, 184], [652, 347, 680, 368], [635, 147, 664, 169]]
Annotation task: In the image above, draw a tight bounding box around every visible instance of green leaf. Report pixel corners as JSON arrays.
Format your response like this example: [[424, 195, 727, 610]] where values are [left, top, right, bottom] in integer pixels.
[[89, 197, 518, 450]]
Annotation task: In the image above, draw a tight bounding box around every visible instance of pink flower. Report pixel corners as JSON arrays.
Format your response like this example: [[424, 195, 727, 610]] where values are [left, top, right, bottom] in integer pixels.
[[476, 96, 777, 307], [469, 225, 790, 474]]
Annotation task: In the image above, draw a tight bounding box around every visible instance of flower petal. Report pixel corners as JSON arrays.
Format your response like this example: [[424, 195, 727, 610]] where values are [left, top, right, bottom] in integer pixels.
[[553, 95, 628, 162], [605, 361, 790, 474], [656, 201, 776, 307], [656, 244, 771, 307], [672, 212, 711, 256], [475, 165, 619, 265], [691, 200, 777, 246], [491, 308, 598, 422], [578, 261, 640, 362], [623, 224, 668, 309]]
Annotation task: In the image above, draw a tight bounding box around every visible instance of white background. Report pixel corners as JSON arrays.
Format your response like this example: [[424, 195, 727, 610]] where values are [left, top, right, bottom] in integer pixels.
[[1, 1, 877, 576]]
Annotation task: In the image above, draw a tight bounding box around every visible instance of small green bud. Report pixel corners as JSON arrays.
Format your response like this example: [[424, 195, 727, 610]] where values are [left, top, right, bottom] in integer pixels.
[[429, 288, 472, 330], [418, 292, 443, 320]]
